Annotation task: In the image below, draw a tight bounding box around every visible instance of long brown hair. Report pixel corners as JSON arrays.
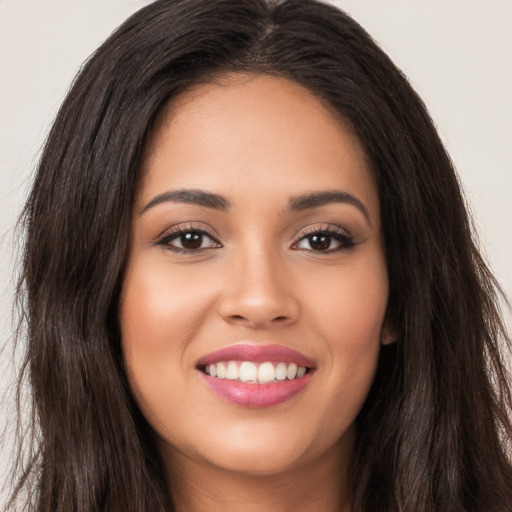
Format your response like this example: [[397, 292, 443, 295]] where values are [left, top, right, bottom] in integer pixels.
[[8, 0, 512, 510]]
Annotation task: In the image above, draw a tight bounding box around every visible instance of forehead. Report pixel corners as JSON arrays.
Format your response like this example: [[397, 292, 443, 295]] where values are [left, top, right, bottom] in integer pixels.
[[139, 73, 379, 222]]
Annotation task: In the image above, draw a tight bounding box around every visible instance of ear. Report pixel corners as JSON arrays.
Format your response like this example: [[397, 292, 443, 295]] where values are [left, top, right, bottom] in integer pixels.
[[381, 331, 396, 345], [380, 313, 398, 345]]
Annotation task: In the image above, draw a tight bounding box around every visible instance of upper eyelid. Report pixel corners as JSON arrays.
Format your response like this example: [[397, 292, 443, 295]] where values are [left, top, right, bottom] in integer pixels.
[[294, 224, 351, 239], [291, 224, 355, 249], [155, 227, 222, 254], [155, 223, 220, 243], [153, 222, 353, 247]]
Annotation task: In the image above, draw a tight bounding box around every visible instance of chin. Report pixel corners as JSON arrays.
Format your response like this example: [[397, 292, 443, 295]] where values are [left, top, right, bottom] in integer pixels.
[[163, 418, 349, 479], [197, 442, 312, 477]]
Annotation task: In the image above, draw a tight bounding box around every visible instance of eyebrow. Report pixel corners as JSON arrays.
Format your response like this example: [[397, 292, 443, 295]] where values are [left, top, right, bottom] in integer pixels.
[[140, 189, 230, 214], [140, 188, 370, 223], [288, 190, 371, 223]]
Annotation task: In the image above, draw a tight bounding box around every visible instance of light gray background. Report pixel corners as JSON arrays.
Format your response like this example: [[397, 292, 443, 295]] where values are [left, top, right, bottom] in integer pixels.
[[1, 0, 511, 500]]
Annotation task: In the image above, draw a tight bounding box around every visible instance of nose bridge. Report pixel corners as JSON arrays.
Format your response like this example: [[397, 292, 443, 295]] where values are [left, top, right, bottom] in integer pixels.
[[219, 238, 299, 328]]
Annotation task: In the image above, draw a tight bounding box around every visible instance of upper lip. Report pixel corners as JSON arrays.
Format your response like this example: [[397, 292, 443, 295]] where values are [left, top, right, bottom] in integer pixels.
[[197, 343, 316, 368]]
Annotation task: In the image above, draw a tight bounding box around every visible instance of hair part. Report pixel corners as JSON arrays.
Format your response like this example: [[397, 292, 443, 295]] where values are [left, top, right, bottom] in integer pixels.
[[8, 0, 512, 510]]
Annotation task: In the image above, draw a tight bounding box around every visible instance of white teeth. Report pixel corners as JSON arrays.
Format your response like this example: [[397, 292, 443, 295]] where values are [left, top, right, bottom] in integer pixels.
[[239, 361, 258, 382], [286, 363, 298, 380], [258, 362, 276, 382], [275, 362, 287, 381], [204, 361, 308, 382], [216, 362, 227, 379], [226, 361, 238, 380]]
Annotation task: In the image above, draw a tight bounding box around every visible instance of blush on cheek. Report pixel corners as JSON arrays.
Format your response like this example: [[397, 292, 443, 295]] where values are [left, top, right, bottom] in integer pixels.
[[314, 289, 387, 347], [121, 258, 215, 347]]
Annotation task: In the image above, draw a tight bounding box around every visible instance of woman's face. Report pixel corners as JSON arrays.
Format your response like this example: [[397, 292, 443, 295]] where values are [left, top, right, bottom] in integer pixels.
[[120, 74, 389, 477]]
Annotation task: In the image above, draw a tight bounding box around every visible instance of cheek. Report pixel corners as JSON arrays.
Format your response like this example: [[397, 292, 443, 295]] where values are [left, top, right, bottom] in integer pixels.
[[299, 256, 388, 430], [120, 257, 215, 356], [303, 255, 388, 347], [119, 258, 216, 427]]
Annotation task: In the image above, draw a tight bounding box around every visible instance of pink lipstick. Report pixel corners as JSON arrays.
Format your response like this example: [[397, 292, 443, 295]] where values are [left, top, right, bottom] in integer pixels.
[[197, 344, 315, 407]]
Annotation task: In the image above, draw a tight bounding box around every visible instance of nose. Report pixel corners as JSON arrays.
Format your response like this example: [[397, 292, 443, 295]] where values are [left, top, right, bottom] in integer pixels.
[[218, 248, 300, 329]]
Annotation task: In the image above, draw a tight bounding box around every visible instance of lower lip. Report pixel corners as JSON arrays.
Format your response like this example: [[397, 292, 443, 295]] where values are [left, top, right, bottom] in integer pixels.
[[199, 372, 313, 407]]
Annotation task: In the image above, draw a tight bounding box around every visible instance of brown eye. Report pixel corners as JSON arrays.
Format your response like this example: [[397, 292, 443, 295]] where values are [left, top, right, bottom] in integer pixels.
[[180, 232, 203, 250], [308, 234, 331, 251], [293, 228, 355, 253], [158, 229, 221, 252]]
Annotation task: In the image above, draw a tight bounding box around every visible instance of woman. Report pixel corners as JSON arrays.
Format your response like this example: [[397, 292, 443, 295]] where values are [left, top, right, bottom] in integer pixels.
[[6, 0, 512, 510]]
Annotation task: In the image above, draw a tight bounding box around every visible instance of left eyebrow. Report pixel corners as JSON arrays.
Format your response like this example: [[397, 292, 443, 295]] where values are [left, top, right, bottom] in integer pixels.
[[140, 189, 230, 215], [288, 190, 371, 224]]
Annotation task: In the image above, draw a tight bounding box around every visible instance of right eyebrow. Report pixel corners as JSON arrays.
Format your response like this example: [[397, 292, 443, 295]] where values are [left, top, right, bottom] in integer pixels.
[[288, 190, 371, 225], [139, 189, 230, 215]]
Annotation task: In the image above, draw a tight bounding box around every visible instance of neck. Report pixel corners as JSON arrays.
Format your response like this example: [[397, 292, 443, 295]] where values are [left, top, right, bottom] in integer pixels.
[[163, 434, 353, 512]]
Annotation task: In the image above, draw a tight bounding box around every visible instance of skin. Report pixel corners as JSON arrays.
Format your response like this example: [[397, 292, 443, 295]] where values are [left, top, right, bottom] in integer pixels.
[[120, 74, 390, 512]]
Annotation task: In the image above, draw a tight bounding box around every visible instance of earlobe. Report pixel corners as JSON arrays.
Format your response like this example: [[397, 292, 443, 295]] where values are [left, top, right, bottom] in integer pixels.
[[381, 306, 398, 345], [381, 316, 398, 345], [381, 332, 396, 345]]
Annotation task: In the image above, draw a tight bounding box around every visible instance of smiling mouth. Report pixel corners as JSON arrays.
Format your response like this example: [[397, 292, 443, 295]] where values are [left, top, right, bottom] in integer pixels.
[[196, 343, 315, 407], [199, 360, 310, 383]]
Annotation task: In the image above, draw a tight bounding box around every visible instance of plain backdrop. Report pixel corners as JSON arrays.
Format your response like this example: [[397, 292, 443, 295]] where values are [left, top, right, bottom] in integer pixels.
[[1, 0, 511, 500]]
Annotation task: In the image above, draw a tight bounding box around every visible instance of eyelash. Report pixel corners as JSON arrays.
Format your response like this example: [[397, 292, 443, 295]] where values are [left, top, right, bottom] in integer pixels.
[[155, 225, 355, 254], [291, 226, 355, 253], [156, 225, 221, 254]]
